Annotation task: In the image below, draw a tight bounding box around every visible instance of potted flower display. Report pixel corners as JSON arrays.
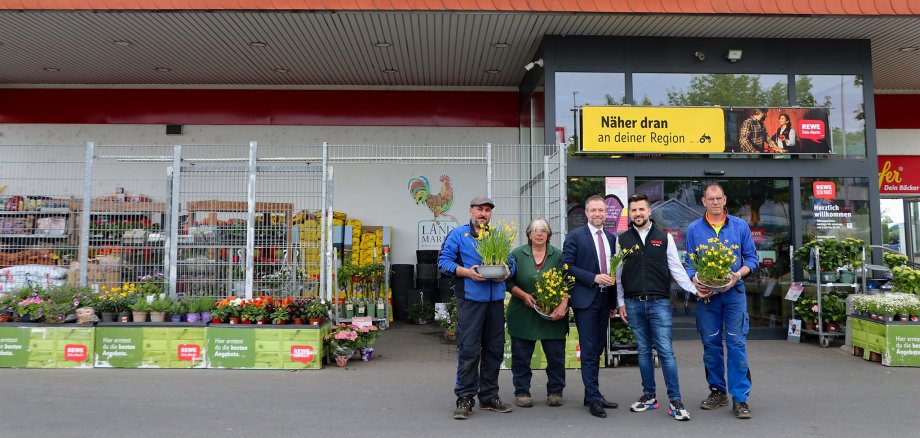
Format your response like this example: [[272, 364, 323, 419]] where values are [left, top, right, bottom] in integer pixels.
[[17, 294, 49, 323], [130, 296, 151, 323], [149, 296, 171, 322], [408, 302, 435, 325], [439, 296, 457, 341], [215, 297, 243, 324], [471, 220, 517, 279], [821, 294, 846, 332], [0, 293, 14, 322], [270, 301, 290, 325], [324, 323, 360, 367], [532, 264, 575, 320], [169, 300, 186, 323], [356, 324, 380, 361], [838, 238, 865, 284], [688, 238, 739, 300], [794, 297, 819, 331], [304, 299, 328, 325]]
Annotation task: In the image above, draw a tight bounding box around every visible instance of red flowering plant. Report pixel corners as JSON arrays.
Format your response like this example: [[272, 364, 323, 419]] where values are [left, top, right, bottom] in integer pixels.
[[324, 323, 360, 355], [355, 324, 380, 349]]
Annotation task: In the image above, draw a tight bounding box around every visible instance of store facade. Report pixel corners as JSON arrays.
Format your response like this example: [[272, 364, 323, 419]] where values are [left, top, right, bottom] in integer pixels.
[[518, 36, 880, 338]]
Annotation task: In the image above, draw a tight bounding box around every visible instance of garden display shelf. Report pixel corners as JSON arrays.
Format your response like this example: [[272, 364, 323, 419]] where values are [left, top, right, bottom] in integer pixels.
[[94, 322, 208, 368], [0, 323, 94, 369], [850, 315, 920, 367]]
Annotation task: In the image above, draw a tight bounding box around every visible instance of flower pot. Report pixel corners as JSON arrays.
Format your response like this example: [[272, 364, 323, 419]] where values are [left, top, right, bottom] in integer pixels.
[[132, 311, 148, 323], [293, 317, 304, 325], [149, 311, 166, 323], [807, 270, 817, 282], [827, 322, 840, 332], [100, 312, 116, 323], [838, 271, 856, 284], [211, 317, 222, 324], [360, 347, 375, 362], [118, 312, 131, 322], [883, 314, 895, 323], [200, 311, 211, 321], [912, 315, 919, 322], [366, 305, 376, 319], [444, 330, 456, 342], [345, 304, 354, 319], [357, 305, 367, 317], [335, 355, 350, 367], [186, 312, 201, 323], [819, 271, 838, 283], [804, 322, 817, 331], [228, 317, 240, 325], [900, 314, 910, 322], [170, 315, 183, 323], [20, 315, 32, 323], [274, 319, 286, 325], [870, 312, 878, 320], [308, 318, 324, 326], [474, 264, 510, 279], [241, 319, 251, 325]]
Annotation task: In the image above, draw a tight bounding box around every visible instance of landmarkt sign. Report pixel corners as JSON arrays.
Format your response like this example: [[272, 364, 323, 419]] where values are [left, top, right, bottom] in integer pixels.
[[581, 106, 725, 153]]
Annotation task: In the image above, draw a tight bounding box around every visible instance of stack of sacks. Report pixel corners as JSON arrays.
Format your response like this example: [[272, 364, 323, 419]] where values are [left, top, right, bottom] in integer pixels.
[[359, 231, 377, 265], [347, 219, 362, 265]]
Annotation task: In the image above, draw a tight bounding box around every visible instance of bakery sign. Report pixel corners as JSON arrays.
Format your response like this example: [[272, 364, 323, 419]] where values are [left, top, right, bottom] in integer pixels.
[[878, 156, 920, 194]]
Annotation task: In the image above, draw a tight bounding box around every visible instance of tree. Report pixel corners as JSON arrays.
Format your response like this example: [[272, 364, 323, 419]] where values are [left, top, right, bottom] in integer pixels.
[[666, 74, 781, 107], [795, 75, 816, 107]]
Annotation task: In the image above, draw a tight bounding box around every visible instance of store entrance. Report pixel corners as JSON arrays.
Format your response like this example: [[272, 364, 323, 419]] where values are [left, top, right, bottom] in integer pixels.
[[567, 176, 792, 339], [908, 199, 920, 263]]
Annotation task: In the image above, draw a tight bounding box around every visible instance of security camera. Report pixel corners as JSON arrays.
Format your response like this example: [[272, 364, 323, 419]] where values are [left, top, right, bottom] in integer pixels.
[[694, 51, 706, 61], [523, 58, 544, 71]]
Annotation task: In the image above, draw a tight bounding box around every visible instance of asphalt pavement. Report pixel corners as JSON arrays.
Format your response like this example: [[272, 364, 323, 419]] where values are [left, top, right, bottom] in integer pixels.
[[1, 322, 917, 437]]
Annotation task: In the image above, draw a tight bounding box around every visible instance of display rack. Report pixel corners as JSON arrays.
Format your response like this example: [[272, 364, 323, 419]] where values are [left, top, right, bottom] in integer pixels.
[[790, 244, 866, 347]]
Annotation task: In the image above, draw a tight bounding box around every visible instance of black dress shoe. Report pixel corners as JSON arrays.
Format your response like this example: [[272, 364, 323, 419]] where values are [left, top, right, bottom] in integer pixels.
[[588, 400, 607, 418], [583, 398, 619, 409]]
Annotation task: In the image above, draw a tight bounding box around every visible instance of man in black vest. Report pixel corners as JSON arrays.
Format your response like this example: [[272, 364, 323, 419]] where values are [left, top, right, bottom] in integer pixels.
[[615, 193, 697, 421]]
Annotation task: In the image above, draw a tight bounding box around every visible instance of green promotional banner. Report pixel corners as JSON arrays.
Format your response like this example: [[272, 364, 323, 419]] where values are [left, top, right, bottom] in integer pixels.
[[884, 324, 920, 367], [95, 324, 207, 368], [207, 325, 325, 370], [0, 325, 94, 368]]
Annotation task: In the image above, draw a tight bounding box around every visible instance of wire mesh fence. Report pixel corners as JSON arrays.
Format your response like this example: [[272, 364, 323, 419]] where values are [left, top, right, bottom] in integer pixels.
[[0, 144, 85, 295], [1, 141, 567, 310], [489, 144, 567, 248]]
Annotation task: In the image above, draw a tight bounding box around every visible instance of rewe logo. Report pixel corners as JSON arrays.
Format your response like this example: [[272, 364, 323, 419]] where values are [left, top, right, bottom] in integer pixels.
[[177, 344, 201, 361], [291, 345, 315, 364], [813, 181, 836, 200], [64, 344, 87, 362]]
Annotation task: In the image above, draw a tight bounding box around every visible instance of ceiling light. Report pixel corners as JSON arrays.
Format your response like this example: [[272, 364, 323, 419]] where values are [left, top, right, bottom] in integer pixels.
[[43, 67, 60, 72], [249, 41, 268, 48], [382, 68, 398, 74], [899, 46, 918, 52], [374, 42, 392, 48], [273, 68, 290, 73], [154, 67, 172, 72], [113, 40, 132, 47], [726, 49, 743, 62], [491, 42, 510, 49], [485, 69, 501, 74]]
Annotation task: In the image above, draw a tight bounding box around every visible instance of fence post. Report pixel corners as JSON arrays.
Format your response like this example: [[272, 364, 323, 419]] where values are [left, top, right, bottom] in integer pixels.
[[325, 168, 335, 306], [486, 143, 493, 198], [544, 154, 551, 219], [321, 142, 329, 304], [166, 145, 182, 298], [78, 141, 94, 287], [245, 141, 257, 299], [559, 143, 568, 239]]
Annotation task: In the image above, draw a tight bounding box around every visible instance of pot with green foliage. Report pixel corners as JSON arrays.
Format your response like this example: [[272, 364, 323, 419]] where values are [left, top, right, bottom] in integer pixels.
[[197, 297, 215, 321], [794, 297, 819, 330], [821, 294, 846, 332], [304, 300, 328, 325], [169, 300, 186, 322], [130, 298, 150, 323], [149, 296, 171, 322], [838, 238, 865, 284], [408, 302, 434, 325]]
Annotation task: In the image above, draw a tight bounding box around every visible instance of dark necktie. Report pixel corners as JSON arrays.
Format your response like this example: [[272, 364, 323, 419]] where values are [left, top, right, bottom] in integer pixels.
[[596, 230, 608, 274]]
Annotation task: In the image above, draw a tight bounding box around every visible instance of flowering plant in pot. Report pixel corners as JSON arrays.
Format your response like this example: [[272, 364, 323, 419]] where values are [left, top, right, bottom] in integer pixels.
[[794, 297, 818, 330], [304, 299, 328, 325], [169, 300, 186, 322], [532, 264, 574, 319], [137, 273, 165, 296], [17, 294, 48, 322], [149, 296, 172, 322], [270, 302, 290, 325], [439, 296, 458, 341], [688, 238, 738, 299], [240, 300, 268, 324], [408, 302, 435, 325], [356, 324, 380, 361], [324, 323, 360, 366], [215, 297, 243, 323], [470, 220, 517, 279], [0, 293, 15, 322]]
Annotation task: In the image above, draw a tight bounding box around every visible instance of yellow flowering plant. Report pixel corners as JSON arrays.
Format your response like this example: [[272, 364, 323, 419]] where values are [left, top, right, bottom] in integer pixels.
[[472, 220, 517, 266], [97, 282, 137, 313], [533, 264, 575, 319], [609, 244, 640, 280], [689, 237, 739, 290]]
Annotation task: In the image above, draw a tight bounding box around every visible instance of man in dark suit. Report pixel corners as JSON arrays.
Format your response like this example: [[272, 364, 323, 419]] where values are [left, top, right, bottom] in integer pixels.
[[562, 195, 619, 418]]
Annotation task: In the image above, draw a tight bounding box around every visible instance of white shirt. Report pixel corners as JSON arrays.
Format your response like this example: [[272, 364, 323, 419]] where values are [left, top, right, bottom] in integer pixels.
[[587, 222, 612, 275], [615, 224, 697, 308]]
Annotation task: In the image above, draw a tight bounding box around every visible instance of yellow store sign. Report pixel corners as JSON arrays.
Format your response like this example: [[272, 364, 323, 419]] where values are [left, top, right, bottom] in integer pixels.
[[581, 106, 725, 153]]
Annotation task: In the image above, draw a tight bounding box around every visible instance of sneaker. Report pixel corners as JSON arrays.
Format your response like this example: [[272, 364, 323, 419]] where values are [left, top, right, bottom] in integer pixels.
[[547, 394, 564, 407], [629, 394, 659, 412], [515, 395, 534, 408], [668, 400, 691, 421], [700, 389, 728, 410], [453, 398, 473, 420], [732, 401, 752, 419], [480, 397, 513, 413]]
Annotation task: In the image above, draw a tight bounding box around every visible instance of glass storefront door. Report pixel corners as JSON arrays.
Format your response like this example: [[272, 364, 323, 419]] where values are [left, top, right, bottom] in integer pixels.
[[567, 176, 793, 337]]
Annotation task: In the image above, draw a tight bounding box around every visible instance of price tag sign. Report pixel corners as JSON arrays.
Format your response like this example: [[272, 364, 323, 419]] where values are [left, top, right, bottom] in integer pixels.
[[351, 316, 373, 328], [784, 283, 804, 302]]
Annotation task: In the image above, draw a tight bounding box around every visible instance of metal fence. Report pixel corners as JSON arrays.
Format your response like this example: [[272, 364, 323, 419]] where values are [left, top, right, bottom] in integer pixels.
[[0, 142, 566, 306]]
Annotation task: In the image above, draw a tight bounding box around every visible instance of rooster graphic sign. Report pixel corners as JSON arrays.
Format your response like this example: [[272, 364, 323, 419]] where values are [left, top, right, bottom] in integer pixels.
[[408, 175, 456, 222]]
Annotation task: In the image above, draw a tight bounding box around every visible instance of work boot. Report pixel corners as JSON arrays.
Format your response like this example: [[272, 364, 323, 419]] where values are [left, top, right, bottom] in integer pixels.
[[732, 401, 752, 419], [546, 394, 564, 407], [480, 397, 513, 413], [515, 394, 533, 408], [700, 389, 728, 410], [453, 397, 473, 420]]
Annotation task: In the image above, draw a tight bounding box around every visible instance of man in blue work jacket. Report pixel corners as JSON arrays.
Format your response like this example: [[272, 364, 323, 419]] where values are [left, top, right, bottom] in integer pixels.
[[439, 195, 516, 420], [684, 182, 758, 420]]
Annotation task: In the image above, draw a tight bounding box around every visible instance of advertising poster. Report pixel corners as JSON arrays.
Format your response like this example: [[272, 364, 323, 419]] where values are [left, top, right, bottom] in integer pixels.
[[0, 326, 94, 369], [604, 177, 629, 234], [580, 106, 831, 155]]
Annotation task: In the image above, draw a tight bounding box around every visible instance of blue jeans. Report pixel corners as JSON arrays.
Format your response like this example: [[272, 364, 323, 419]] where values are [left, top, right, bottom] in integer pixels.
[[454, 299, 505, 404], [510, 337, 566, 396], [625, 297, 681, 402], [696, 289, 751, 403]]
